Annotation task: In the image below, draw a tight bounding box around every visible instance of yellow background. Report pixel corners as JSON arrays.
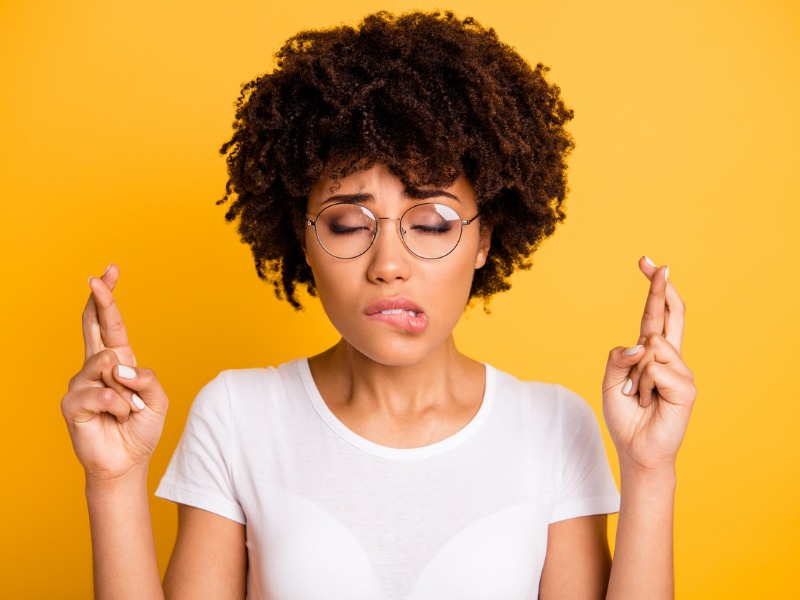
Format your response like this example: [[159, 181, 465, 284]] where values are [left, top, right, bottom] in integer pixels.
[[1, 0, 798, 597]]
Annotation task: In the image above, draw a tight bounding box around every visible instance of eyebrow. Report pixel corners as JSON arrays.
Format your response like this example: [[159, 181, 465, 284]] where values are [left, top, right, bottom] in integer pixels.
[[321, 188, 460, 204]]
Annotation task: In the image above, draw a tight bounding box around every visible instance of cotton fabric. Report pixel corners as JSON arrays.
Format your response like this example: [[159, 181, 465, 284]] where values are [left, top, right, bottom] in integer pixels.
[[156, 359, 620, 599]]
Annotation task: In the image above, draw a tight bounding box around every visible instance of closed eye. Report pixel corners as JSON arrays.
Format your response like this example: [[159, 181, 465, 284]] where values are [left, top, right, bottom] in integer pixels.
[[329, 223, 372, 235], [409, 223, 452, 235]]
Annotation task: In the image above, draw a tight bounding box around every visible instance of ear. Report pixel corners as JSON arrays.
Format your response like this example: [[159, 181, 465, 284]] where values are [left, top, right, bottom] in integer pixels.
[[298, 219, 311, 266], [301, 235, 311, 267], [474, 225, 492, 269]]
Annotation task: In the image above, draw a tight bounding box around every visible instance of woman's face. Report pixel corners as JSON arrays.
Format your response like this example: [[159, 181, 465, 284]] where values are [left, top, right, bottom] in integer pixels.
[[304, 163, 491, 367]]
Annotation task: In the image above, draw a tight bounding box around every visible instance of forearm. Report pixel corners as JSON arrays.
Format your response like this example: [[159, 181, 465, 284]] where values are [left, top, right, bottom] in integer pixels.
[[86, 464, 164, 600], [606, 464, 676, 600]]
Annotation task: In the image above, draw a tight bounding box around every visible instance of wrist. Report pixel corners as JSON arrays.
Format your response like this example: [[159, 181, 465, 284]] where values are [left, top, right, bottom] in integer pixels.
[[85, 463, 150, 498], [619, 461, 677, 493]]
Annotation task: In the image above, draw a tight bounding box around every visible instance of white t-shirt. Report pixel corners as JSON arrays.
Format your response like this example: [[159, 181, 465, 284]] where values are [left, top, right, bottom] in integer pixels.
[[155, 359, 620, 600]]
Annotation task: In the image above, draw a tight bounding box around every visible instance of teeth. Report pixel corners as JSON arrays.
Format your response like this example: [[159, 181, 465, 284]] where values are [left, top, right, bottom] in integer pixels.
[[380, 309, 418, 317]]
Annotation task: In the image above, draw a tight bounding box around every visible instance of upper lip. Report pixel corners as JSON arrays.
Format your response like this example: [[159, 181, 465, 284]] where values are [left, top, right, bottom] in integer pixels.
[[365, 297, 424, 316]]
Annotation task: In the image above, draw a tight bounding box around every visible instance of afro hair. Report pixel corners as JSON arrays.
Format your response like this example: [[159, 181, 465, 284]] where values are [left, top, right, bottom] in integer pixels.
[[219, 10, 574, 308]]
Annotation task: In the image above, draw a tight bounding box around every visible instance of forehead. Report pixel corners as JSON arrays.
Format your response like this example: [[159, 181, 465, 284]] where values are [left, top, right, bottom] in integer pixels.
[[307, 164, 477, 211]]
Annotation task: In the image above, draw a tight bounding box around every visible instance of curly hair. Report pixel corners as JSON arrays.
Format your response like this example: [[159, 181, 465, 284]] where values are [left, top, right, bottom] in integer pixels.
[[218, 10, 574, 309]]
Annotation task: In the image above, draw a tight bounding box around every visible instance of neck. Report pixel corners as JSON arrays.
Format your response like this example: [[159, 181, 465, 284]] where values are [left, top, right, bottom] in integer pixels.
[[308, 336, 480, 416]]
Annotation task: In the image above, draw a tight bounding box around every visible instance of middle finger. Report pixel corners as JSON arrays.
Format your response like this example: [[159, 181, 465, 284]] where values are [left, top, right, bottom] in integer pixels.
[[638, 262, 669, 344], [82, 264, 119, 360], [87, 272, 131, 358]]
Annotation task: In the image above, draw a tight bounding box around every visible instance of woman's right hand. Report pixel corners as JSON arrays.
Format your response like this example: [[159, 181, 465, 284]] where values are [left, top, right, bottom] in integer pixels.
[[61, 264, 168, 482]]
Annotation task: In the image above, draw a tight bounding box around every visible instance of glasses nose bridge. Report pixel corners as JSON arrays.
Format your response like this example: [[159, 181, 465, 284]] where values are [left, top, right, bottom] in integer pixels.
[[372, 215, 407, 248]]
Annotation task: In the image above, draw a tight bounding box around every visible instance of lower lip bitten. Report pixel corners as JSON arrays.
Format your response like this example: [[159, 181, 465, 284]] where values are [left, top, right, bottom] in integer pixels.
[[369, 308, 428, 332]]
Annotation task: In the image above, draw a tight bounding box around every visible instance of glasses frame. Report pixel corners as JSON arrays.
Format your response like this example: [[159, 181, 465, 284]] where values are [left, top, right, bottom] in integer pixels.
[[306, 202, 481, 260]]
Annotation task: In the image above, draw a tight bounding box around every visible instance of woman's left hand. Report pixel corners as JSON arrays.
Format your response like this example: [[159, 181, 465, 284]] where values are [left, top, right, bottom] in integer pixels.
[[602, 257, 697, 472]]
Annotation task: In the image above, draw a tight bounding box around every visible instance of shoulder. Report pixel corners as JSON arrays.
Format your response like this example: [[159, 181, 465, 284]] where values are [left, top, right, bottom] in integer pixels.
[[190, 358, 307, 416], [213, 358, 304, 394], [486, 366, 603, 449], [490, 365, 594, 419]]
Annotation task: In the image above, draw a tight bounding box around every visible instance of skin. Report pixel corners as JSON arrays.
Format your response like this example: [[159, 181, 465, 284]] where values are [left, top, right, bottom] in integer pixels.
[[303, 164, 491, 448], [62, 267, 245, 600], [61, 166, 695, 599]]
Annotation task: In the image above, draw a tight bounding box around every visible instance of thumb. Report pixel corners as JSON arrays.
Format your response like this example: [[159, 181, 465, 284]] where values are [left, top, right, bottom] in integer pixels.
[[603, 344, 645, 393], [112, 365, 169, 415]]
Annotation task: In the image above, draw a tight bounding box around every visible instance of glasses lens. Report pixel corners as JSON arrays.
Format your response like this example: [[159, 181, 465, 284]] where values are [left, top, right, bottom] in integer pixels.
[[315, 204, 377, 258], [401, 203, 463, 259]]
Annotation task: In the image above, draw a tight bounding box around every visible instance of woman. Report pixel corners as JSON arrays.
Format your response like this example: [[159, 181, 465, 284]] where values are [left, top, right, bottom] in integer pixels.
[[62, 11, 695, 599]]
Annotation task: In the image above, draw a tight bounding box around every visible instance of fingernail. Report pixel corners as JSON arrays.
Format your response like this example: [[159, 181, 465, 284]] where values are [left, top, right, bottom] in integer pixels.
[[88, 276, 95, 287], [132, 394, 145, 410], [103, 264, 112, 275], [644, 256, 656, 267], [624, 345, 644, 356], [622, 378, 633, 395], [117, 365, 136, 379], [664, 266, 670, 282]]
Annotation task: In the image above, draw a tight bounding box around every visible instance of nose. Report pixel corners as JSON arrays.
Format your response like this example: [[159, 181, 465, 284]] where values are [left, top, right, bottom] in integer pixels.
[[365, 218, 412, 284]]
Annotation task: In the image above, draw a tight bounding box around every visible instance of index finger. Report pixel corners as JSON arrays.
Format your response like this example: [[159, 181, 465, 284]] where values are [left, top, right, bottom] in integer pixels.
[[83, 266, 129, 360], [638, 257, 685, 354], [82, 264, 119, 359], [637, 258, 668, 345]]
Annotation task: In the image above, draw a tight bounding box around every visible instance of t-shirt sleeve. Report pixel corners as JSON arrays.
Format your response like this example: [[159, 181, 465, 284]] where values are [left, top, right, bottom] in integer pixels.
[[154, 372, 246, 525], [549, 385, 620, 524]]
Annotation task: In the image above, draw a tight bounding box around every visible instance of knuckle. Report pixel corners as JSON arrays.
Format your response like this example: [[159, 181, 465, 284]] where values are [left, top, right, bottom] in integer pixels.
[[94, 349, 112, 367], [100, 387, 119, 406], [97, 348, 120, 367], [107, 318, 125, 333], [137, 367, 157, 385], [643, 361, 660, 377], [642, 310, 657, 322], [644, 332, 663, 346], [67, 373, 79, 391]]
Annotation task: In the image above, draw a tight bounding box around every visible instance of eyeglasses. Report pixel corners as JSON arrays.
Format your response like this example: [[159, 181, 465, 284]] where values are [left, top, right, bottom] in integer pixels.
[[306, 202, 480, 260]]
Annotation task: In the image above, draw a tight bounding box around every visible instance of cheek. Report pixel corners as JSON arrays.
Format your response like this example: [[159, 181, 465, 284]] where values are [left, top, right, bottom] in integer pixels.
[[448, 235, 485, 283], [422, 253, 479, 314], [306, 254, 359, 311]]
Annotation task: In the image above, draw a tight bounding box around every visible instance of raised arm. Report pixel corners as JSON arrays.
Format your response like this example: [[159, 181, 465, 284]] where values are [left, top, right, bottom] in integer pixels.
[[602, 257, 696, 598], [63, 265, 248, 599], [62, 265, 168, 599]]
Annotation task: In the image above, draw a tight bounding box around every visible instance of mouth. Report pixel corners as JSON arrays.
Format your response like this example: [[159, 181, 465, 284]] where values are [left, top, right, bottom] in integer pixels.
[[365, 297, 424, 316], [365, 298, 428, 332], [377, 308, 419, 317]]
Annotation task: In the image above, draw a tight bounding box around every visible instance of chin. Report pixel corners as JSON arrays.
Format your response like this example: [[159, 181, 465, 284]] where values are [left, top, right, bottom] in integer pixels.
[[342, 335, 448, 369]]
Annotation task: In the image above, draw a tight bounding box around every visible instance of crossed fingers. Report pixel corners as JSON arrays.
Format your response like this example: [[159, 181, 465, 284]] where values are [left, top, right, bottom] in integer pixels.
[[637, 256, 685, 354], [625, 257, 690, 404], [70, 263, 141, 424], [82, 264, 136, 366]]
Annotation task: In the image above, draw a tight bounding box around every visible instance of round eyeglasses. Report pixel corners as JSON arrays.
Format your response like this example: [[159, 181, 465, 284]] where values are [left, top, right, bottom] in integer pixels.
[[306, 202, 480, 260]]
